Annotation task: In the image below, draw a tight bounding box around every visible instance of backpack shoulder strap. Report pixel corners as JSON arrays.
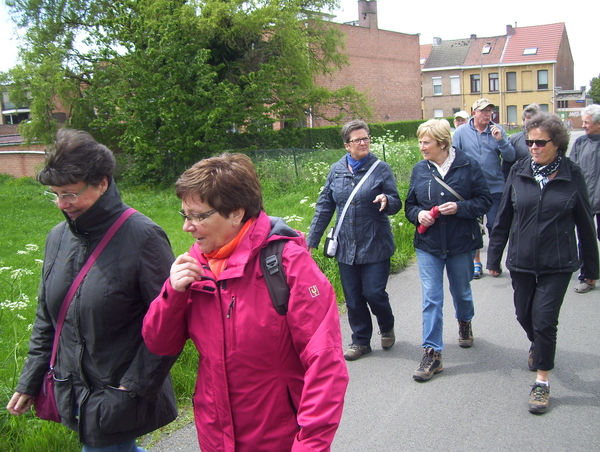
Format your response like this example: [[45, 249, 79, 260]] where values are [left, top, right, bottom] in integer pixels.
[[260, 239, 290, 315]]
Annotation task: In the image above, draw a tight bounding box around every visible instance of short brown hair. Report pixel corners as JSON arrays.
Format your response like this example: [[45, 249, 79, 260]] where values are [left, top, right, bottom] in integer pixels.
[[37, 128, 115, 186], [175, 153, 264, 223]]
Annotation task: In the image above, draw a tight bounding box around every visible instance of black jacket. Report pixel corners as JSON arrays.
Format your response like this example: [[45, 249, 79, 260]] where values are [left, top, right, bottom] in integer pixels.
[[16, 179, 178, 447], [487, 157, 599, 279], [405, 149, 492, 258]]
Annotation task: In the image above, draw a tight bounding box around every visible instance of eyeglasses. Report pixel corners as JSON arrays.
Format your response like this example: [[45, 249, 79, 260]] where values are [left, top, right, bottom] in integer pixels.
[[43, 184, 90, 204], [525, 139, 552, 147], [347, 136, 371, 145], [179, 209, 217, 224]]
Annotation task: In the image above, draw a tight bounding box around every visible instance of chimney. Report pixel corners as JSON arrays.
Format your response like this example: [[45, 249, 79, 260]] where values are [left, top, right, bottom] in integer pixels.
[[506, 24, 514, 36], [470, 34, 477, 39], [358, 0, 378, 29], [433, 37, 442, 46]]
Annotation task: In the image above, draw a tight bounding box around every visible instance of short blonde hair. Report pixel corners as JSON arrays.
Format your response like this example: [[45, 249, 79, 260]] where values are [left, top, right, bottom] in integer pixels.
[[417, 119, 452, 150]]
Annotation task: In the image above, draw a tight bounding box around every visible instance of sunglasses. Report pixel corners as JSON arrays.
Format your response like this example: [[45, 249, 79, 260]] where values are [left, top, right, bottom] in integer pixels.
[[525, 139, 552, 147]]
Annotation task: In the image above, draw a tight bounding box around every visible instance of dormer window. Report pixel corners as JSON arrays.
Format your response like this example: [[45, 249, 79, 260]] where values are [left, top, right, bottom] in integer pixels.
[[523, 47, 538, 55], [482, 45, 492, 54]]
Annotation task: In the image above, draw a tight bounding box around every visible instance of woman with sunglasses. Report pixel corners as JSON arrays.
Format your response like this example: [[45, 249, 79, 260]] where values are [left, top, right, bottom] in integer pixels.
[[487, 113, 599, 414], [6, 129, 178, 451]]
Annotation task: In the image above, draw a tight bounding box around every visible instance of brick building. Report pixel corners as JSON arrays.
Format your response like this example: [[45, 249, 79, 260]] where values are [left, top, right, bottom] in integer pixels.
[[0, 125, 45, 179], [311, 0, 422, 127]]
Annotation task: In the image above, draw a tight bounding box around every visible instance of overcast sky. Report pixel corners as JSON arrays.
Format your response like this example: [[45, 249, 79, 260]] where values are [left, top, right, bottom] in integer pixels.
[[2, 0, 597, 90]]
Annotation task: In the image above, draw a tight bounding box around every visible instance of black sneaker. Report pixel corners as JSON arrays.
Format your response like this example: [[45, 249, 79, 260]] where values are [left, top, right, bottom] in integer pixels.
[[344, 343, 372, 361], [413, 348, 443, 381], [528, 383, 550, 414], [380, 329, 395, 350], [458, 320, 473, 348]]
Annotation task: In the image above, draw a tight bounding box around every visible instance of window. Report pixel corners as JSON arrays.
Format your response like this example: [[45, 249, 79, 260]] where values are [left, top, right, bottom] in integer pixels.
[[558, 100, 568, 109], [482, 45, 492, 54], [450, 76, 460, 95], [538, 70, 549, 90], [489, 73, 499, 92], [470, 74, 480, 93], [432, 77, 442, 95], [420, 58, 427, 65], [433, 109, 444, 118], [507, 106, 517, 124], [540, 104, 549, 112], [523, 47, 538, 55], [506, 72, 517, 91]]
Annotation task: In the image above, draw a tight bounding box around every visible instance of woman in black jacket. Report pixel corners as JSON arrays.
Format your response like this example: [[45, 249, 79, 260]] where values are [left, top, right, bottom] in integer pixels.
[[405, 119, 491, 382], [487, 113, 599, 414], [6, 129, 178, 451]]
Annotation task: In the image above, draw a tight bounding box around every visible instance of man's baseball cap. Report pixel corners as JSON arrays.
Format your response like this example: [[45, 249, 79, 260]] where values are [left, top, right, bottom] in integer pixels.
[[454, 111, 469, 119], [472, 98, 495, 111]]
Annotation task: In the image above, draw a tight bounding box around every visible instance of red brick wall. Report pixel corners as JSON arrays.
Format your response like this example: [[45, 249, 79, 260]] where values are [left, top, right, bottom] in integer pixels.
[[314, 23, 422, 126], [0, 150, 45, 179]]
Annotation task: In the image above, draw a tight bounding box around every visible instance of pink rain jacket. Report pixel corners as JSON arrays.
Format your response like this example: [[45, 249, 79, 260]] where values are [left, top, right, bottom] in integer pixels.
[[143, 212, 348, 452]]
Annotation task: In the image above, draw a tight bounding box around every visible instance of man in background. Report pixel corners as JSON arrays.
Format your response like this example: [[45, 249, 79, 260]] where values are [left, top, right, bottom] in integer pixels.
[[569, 104, 600, 294], [453, 98, 515, 279]]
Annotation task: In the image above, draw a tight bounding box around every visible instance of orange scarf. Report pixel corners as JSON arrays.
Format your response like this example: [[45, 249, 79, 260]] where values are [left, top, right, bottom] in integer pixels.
[[205, 218, 255, 278]]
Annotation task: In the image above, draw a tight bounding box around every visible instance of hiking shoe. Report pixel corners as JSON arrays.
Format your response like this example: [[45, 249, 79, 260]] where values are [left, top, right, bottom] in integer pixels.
[[528, 383, 550, 414], [458, 320, 473, 348], [380, 329, 395, 350], [413, 348, 443, 381], [344, 343, 372, 361], [528, 344, 537, 372], [574, 281, 595, 293]]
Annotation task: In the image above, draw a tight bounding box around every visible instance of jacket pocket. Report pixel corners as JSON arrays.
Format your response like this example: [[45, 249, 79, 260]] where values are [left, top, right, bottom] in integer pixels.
[[53, 373, 74, 421], [99, 385, 150, 433]]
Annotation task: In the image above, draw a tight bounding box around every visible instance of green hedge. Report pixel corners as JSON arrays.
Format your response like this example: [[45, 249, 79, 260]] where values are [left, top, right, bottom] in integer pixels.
[[223, 119, 427, 151]]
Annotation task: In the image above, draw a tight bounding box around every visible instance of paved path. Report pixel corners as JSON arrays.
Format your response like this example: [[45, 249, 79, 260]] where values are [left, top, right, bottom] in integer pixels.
[[150, 236, 600, 452]]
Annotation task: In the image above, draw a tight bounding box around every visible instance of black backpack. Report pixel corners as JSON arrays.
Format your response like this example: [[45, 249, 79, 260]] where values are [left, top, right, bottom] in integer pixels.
[[260, 240, 290, 315]]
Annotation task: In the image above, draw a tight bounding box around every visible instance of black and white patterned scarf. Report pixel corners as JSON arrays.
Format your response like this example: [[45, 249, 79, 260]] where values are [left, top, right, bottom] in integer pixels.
[[531, 156, 561, 189]]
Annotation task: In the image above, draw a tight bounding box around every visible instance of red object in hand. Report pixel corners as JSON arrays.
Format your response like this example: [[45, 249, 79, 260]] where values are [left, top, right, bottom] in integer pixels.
[[417, 206, 440, 234]]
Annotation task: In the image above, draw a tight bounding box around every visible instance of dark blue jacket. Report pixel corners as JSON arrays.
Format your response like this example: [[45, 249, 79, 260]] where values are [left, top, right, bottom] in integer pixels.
[[405, 149, 492, 258], [308, 153, 401, 265]]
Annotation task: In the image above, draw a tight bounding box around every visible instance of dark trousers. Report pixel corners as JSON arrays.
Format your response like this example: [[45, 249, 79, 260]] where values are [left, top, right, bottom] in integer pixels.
[[338, 259, 394, 346], [510, 271, 572, 371]]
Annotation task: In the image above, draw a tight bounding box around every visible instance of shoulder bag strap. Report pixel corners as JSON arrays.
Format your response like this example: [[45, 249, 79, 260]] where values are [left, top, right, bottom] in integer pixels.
[[432, 174, 465, 202], [48, 207, 137, 368], [333, 159, 381, 239]]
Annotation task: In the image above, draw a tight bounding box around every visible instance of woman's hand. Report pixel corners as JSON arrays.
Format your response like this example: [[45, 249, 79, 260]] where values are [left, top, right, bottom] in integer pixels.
[[418, 209, 436, 228], [6, 392, 34, 415], [438, 202, 458, 216], [170, 252, 204, 292], [373, 194, 387, 211], [489, 269, 502, 277]]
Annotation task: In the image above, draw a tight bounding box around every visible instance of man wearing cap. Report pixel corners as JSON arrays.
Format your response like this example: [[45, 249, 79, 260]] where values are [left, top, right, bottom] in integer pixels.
[[453, 111, 469, 130], [569, 104, 600, 294], [453, 98, 516, 279]]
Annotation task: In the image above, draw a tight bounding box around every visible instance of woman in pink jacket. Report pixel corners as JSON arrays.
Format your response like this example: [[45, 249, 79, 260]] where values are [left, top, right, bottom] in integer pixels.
[[143, 153, 348, 452]]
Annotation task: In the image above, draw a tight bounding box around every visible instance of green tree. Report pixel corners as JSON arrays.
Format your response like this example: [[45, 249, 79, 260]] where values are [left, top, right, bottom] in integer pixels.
[[4, 0, 370, 184], [589, 74, 600, 104]]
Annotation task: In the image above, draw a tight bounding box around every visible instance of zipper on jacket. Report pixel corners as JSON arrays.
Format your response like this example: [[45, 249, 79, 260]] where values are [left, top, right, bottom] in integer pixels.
[[227, 296, 235, 319]]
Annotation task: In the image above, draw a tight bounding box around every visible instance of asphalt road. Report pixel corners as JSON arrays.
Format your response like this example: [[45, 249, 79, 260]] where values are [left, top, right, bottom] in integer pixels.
[[149, 237, 600, 452]]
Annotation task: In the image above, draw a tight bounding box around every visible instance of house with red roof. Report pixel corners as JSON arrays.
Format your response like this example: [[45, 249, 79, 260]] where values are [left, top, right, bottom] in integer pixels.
[[421, 23, 575, 126]]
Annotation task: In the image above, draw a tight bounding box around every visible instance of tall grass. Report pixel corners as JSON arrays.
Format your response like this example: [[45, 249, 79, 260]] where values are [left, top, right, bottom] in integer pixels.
[[0, 137, 422, 451]]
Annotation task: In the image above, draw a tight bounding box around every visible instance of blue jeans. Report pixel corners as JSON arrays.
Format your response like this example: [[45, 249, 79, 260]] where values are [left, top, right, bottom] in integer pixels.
[[416, 249, 476, 351], [338, 259, 395, 346], [82, 440, 147, 452]]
